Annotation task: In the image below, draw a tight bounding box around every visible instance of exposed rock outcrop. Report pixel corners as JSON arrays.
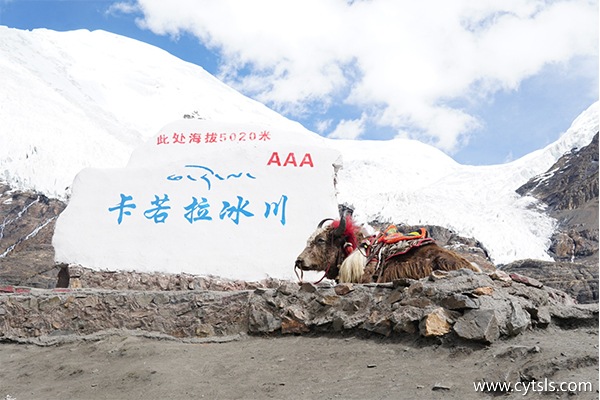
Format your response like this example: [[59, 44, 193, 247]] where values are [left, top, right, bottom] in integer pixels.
[[511, 133, 599, 304], [517, 132, 599, 267], [0, 184, 66, 288], [502, 259, 598, 304], [517, 133, 599, 213]]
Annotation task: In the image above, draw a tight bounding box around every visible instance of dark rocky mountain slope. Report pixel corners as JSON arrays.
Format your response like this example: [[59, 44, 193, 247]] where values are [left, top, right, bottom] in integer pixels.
[[517, 133, 598, 215], [0, 183, 66, 288], [505, 133, 599, 303]]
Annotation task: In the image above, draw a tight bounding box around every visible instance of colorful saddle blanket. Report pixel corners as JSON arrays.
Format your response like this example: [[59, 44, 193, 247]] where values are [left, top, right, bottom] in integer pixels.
[[367, 225, 435, 264], [377, 225, 428, 244]]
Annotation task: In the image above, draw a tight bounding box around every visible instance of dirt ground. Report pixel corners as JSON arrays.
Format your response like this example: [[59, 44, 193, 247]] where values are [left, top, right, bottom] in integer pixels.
[[0, 326, 598, 400]]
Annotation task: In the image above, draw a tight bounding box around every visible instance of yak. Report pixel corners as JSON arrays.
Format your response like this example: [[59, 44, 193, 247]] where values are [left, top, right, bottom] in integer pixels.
[[294, 211, 481, 284]]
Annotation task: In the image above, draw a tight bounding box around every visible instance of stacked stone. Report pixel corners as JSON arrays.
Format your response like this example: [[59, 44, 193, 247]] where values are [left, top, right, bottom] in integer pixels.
[[66, 265, 283, 292], [2, 269, 596, 344], [248, 270, 597, 343]]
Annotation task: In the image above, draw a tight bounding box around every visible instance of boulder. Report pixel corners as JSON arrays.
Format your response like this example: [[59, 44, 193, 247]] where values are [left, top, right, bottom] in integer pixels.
[[419, 308, 457, 337], [453, 309, 500, 343]]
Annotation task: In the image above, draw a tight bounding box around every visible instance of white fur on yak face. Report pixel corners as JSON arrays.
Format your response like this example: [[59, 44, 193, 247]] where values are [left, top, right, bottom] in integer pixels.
[[307, 227, 328, 244]]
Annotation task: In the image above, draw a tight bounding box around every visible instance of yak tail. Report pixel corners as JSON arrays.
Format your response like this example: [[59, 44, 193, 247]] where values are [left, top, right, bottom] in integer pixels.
[[338, 249, 367, 283]]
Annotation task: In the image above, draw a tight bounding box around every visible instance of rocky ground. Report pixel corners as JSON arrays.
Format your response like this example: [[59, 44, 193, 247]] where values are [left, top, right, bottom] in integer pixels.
[[0, 324, 598, 399]]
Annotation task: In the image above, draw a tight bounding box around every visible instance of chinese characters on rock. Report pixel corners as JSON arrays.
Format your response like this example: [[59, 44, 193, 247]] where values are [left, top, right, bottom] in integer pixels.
[[108, 193, 288, 226], [110, 160, 296, 226], [156, 130, 271, 145]]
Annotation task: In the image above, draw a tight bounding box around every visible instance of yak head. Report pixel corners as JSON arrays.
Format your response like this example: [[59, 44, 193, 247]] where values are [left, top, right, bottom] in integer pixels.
[[295, 213, 358, 280]]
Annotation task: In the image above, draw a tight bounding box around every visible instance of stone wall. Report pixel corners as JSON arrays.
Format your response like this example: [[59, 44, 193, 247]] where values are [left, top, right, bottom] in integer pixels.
[[1, 269, 597, 345], [64, 265, 284, 292]]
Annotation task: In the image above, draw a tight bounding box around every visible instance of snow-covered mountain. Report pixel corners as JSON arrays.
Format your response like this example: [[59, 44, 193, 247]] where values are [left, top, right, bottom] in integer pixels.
[[0, 26, 311, 199], [1, 26, 598, 268], [334, 104, 598, 264]]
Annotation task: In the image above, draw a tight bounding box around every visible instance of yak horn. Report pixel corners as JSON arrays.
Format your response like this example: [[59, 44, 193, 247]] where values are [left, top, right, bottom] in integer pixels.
[[317, 218, 334, 229], [333, 212, 347, 237]]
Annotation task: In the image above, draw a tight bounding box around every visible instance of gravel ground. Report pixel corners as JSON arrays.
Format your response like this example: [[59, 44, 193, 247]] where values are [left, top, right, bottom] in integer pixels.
[[0, 326, 598, 400]]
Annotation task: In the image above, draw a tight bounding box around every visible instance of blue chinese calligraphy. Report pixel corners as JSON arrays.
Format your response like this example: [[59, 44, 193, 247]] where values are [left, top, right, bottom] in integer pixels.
[[109, 193, 288, 226], [144, 194, 171, 223], [108, 194, 136, 224], [219, 196, 254, 225], [167, 165, 256, 191], [184, 196, 212, 223], [264, 195, 288, 226]]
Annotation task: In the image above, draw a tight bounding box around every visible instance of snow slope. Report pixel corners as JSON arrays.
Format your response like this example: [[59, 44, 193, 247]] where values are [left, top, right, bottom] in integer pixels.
[[0, 26, 312, 199], [1, 26, 598, 268]]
